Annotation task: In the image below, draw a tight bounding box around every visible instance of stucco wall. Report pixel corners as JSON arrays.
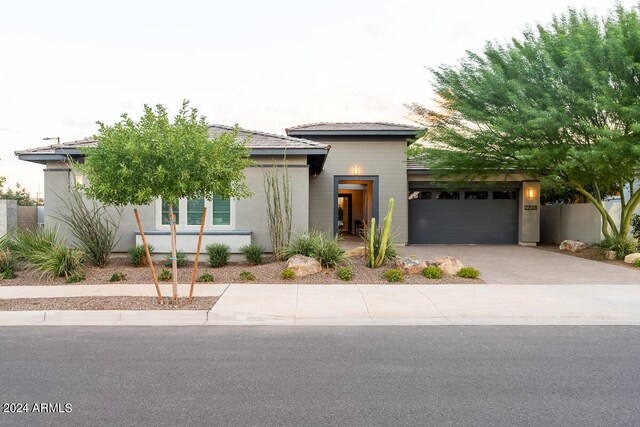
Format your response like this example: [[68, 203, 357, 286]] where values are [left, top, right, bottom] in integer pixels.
[[309, 140, 408, 244], [0, 200, 17, 237]]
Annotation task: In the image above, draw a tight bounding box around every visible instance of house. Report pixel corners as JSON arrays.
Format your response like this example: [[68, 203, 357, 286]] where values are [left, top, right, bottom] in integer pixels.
[[15, 122, 540, 252]]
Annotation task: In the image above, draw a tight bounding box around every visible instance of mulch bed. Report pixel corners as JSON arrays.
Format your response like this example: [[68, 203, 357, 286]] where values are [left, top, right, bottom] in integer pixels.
[[0, 296, 218, 311], [0, 256, 483, 286], [536, 244, 639, 270]]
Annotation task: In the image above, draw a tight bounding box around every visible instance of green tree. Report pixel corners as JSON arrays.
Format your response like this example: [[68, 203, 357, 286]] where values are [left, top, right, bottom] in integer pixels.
[[80, 101, 253, 302], [408, 4, 640, 242], [0, 176, 40, 206]]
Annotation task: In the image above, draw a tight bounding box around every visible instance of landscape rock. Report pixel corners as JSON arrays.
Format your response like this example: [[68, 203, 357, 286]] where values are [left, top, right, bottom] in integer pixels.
[[624, 253, 640, 264], [429, 256, 464, 276], [559, 240, 588, 253], [286, 255, 322, 277], [604, 250, 617, 260], [345, 246, 366, 257], [395, 257, 428, 275]]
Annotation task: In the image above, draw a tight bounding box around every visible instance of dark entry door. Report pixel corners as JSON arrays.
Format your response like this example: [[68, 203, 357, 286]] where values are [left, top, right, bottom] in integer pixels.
[[408, 189, 518, 244]]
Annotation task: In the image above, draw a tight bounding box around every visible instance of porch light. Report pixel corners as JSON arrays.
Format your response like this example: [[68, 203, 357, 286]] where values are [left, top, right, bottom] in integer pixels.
[[353, 165, 360, 176], [527, 187, 535, 199]]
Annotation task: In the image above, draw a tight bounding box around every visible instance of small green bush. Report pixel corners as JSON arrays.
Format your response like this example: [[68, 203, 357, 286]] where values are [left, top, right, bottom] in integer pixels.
[[128, 244, 154, 267], [635, 259, 640, 268], [197, 272, 215, 282], [240, 244, 264, 265], [337, 267, 353, 281], [597, 236, 638, 259], [281, 268, 296, 280], [109, 272, 127, 282], [0, 249, 17, 279], [632, 214, 640, 239], [5, 227, 61, 261], [423, 266, 442, 279], [158, 269, 172, 281], [164, 250, 187, 268], [239, 270, 256, 282], [281, 231, 346, 267], [281, 233, 317, 259], [457, 267, 481, 279], [29, 246, 85, 279], [65, 271, 86, 283], [206, 243, 231, 268], [383, 268, 404, 283]]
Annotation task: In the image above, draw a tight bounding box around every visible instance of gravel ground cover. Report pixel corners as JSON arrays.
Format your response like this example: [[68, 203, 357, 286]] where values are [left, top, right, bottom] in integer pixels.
[[536, 244, 639, 270], [0, 296, 218, 311], [0, 256, 483, 286]]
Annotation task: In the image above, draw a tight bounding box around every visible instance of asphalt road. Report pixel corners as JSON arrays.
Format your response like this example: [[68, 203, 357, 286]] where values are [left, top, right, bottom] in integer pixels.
[[0, 326, 638, 427]]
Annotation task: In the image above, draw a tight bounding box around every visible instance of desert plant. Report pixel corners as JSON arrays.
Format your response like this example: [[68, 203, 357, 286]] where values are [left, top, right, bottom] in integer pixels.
[[457, 267, 481, 279], [110, 272, 127, 282], [66, 271, 86, 283], [240, 245, 264, 265], [206, 243, 231, 268], [281, 232, 318, 259], [423, 266, 442, 279], [281, 230, 346, 267], [281, 268, 296, 280], [158, 269, 172, 281], [6, 226, 61, 261], [597, 236, 638, 260], [263, 161, 292, 260], [632, 214, 640, 240], [164, 250, 187, 268], [383, 268, 404, 283], [0, 249, 17, 279], [197, 272, 215, 282], [634, 258, 640, 267], [363, 199, 397, 268], [128, 244, 154, 267], [337, 266, 353, 281], [239, 270, 256, 282], [52, 182, 121, 267], [27, 245, 85, 279]]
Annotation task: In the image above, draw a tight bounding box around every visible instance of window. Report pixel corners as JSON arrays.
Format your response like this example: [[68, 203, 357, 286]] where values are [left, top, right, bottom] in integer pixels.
[[493, 191, 517, 200], [408, 191, 432, 200], [436, 191, 460, 200], [465, 191, 488, 200], [158, 196, 233, 228]]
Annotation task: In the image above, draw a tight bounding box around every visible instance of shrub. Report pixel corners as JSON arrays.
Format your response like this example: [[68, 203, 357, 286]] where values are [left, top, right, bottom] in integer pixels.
[[632, 214, 640, 239], [0, 249, 17, 279], [128, 244, 154, 267], [423, 266, 442, 279], [239, 271, 256, 282], [281, 231, 346, 267], [65, 271, 86, 283], [27, 245, 85, 279], [164, 250, 187, 268], [206, 243, 231, 268], [240, 245, 264, 265], [110, 272, 127, 282], [383, 268, 404, 283], [6, 227, 60, 261], [158, 269, 172, 281], [197, 272, 215, 283], [597, 236, 638, 259], [281, 268, 296, 280], [635, 259, 640, 268], [337, 267, 353, 281], [457, 267, 481, 279]]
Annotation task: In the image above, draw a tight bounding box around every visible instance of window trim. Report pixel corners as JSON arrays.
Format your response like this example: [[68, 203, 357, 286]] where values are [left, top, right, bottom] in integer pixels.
[[155, 197, 235, 230]]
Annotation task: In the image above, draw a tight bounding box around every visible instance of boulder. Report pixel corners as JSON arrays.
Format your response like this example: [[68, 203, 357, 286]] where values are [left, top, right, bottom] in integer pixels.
[[559, 240, 588, 252], [624, 253, 640, 264], [286, 255, 322, 277], [604, 250, 617, 260], [395, 257, 428, 275], [429, 256, 464, 276], [345, 246, 366, 257]]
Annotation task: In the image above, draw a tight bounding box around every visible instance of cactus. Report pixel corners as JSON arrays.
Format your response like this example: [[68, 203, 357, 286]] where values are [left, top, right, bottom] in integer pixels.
[[374, 198, 394, 267], [368, 217, 376, 267], [365, 198, 395, 268]]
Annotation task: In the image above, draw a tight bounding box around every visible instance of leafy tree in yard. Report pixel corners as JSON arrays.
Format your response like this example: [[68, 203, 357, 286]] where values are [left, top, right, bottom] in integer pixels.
[[408, 5, 640, 243], [79, 101, 253, 302], [0, 176, 40, 206]]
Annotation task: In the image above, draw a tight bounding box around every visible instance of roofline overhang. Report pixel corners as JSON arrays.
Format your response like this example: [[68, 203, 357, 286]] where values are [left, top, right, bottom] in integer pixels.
[[286, 130, 421, 137]]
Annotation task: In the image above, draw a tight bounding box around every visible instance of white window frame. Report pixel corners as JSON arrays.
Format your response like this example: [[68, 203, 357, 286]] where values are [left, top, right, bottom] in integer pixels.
[[155, 197, 235, 230]]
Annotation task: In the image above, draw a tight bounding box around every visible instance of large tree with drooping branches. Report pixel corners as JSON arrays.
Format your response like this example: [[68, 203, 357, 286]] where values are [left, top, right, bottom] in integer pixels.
[[408, 4, 640, 244]]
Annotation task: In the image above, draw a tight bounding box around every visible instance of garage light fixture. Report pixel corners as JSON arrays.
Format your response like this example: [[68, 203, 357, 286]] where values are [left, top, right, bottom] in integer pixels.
[[527, 187, 535, 199], [352, 165, 360, 176]]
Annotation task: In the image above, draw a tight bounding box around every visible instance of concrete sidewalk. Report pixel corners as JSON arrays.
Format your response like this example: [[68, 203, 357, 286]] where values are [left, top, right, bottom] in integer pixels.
[[2, 284, 640, 326]]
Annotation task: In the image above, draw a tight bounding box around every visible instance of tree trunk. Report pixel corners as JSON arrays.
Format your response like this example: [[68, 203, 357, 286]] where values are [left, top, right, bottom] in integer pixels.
[[168, 202, 179, 303], [576, 186, 640, 242]]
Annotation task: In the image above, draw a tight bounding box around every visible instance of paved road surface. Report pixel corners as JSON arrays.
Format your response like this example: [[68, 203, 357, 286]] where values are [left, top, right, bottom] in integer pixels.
[[0, 326, 638, 426]]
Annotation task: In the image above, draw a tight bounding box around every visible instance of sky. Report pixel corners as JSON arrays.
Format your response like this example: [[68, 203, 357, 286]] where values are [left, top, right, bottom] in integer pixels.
[[0, 0, 634, 198]]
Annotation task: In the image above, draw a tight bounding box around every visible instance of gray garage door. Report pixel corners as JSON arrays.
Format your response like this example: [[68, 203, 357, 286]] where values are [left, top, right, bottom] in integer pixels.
[[408, 189, 518, 244]]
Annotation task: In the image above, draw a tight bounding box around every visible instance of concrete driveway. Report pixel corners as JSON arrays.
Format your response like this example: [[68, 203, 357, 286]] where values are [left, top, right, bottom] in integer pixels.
[[402, 245, 640, 285]]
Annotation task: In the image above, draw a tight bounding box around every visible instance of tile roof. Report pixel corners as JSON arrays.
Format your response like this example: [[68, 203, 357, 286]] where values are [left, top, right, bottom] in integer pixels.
[[15, 124, 328, 155], [286, 122, 423, 132]]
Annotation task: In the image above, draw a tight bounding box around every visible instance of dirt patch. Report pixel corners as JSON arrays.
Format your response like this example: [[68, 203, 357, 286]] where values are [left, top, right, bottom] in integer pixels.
[[0, 296, 218, 311], [536, 244, 639, 270], [1, 256, 483, 286]]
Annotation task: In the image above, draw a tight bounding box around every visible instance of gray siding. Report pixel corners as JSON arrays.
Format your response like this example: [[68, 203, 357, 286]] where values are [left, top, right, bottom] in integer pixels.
[[309, 140, 408, 244]]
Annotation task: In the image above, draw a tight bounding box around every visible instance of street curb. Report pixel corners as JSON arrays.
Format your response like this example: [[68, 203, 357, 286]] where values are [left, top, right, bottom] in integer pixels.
[[0, 310, 209, 326]]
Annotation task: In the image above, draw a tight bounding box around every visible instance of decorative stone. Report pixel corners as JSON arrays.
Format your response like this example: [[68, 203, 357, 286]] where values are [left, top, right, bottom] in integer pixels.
[[395, 257, 428, 275], [345, 246, 366, 257], [429, 256, 464, 276], [624, 253, 640, 264], [559, 240, 588, 252], [604, 251, 617, 260], [286, 255, 322, 277]]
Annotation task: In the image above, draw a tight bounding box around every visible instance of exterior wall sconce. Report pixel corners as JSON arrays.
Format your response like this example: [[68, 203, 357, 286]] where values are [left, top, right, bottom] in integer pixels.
[[353, 165, 360, 176], [527, 187, 535, 199]]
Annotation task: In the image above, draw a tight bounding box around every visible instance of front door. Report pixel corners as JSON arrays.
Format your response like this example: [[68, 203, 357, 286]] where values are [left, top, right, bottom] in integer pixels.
[[337, 194, 352, 234]]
